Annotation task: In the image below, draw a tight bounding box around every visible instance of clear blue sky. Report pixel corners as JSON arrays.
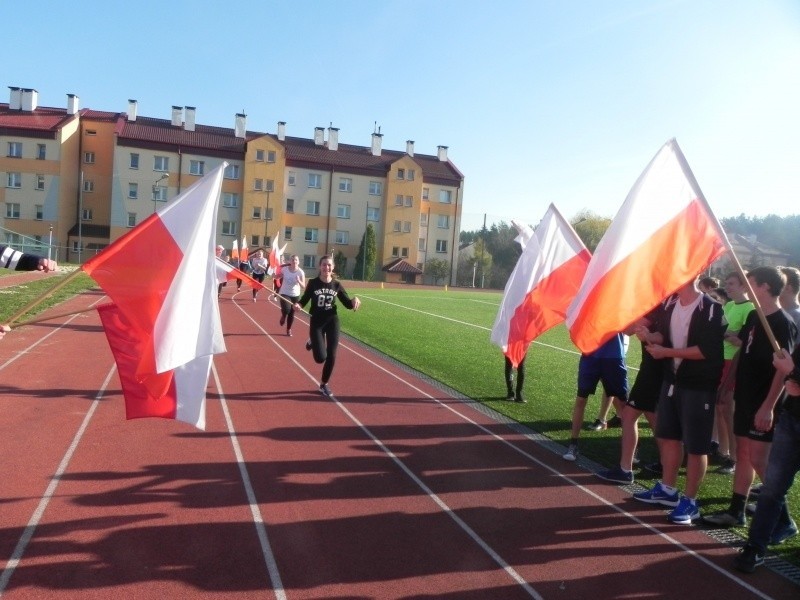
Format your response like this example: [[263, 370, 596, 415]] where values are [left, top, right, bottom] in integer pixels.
[[7, 0, 799, 232]]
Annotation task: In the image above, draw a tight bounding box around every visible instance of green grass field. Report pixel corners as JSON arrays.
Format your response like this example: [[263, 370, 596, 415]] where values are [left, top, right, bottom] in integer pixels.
[[339, 284, 799, 564], [3, 275, 797, 564]]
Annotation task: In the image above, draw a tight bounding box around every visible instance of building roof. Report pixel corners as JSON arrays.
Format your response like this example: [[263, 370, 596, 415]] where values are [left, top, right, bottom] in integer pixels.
[[0, 103, 78, 137], [382, 258, 423, 274], [118, 116, 247, 158]]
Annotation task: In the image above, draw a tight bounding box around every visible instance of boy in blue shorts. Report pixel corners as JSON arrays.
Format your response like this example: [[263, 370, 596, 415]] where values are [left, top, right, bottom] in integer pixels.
[[563, 333, 628, 461]]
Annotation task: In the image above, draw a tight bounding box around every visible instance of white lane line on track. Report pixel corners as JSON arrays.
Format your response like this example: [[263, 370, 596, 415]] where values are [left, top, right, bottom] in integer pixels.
[[231, 292, 774, 599], [230, 298, 544, 599], [211, 364, 287, 600], [0, 366, 114, 597]]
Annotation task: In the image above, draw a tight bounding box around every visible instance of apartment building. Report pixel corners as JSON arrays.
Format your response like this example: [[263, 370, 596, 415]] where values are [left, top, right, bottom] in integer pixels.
[[0, 87, 464, 283]]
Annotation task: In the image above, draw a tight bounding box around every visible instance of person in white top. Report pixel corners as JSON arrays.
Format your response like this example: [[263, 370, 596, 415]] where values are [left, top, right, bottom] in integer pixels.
[[278, 255, 306, 336], [249, 250, 269, 302]]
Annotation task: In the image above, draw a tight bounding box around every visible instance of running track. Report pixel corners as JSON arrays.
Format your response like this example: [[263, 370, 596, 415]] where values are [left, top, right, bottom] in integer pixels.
[[0, 285, 797, 599]]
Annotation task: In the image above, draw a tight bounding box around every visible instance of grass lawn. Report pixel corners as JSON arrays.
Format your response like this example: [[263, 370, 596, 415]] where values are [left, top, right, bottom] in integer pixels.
[[340, 283, 799, 565]]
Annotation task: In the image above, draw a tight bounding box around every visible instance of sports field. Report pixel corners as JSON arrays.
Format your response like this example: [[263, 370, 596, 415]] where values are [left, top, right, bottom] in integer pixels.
[[339, 284, 799, 565]]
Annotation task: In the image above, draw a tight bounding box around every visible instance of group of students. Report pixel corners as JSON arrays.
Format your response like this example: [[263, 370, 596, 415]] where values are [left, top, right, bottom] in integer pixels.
[[558, 266, 800, 574]]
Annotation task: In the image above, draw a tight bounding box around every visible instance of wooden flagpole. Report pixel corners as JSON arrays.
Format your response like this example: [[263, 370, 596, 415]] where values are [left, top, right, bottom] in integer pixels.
[[4, 269, 87, 327]]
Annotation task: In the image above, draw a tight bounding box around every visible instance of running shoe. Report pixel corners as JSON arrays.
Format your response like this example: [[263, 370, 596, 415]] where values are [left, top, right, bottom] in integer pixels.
[[319, 383, 333, 398], [633, 482, 680, 507], [585, 419, 607, 431], [596, 466, 634, 484], [702, 511, 746, 527], [562, 444, 579, 462], [305, 340, 312, 351], [770, 519, 798, 545], [607, 414, 622, 428], [668, 496, 700, 524], [287, 329, 292, 337], [514, 392, 525, 403], [714, 457, 736, 475], [734, 544, 764, 573]]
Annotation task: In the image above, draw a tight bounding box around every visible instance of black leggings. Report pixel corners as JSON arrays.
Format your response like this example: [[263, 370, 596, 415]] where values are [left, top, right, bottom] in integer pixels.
[[310, 313, 340, 384], [504, 355, 526, 392], [280, 295, 300, 329]]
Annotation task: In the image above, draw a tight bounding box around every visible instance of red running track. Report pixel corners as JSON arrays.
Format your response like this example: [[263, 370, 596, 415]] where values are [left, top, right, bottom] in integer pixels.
[[0, 286, 797, 599]]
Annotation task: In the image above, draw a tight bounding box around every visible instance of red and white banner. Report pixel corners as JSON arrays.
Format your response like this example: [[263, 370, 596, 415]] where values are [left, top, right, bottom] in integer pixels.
[[491, 204, 591, 367], [215, 256, 266, 289], [566, 139, 727, 353]]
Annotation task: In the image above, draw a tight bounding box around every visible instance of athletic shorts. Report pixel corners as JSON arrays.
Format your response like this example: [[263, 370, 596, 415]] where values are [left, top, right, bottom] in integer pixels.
[[626, 364, 662, 413], [655, 382, 716, 455], [577, 355, 628, 400], [733, 395, 774, 442]]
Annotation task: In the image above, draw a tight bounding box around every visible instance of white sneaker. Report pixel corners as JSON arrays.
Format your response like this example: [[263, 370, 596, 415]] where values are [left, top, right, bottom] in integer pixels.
[[563, 444, 579, 461]]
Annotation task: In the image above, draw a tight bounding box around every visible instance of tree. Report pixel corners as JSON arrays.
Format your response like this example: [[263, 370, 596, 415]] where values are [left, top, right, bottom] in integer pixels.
[[571, 210, 612, 253], [352, 224, 377, 281], [333, 250, 347, 278], [455, 239, 493, 287], [425, 258, 450, 285]]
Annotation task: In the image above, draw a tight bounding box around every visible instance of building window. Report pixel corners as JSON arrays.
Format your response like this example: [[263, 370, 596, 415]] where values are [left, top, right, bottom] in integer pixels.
[[153, 186, 167, 201], [439, 189, 452, 203], [306, 200, 320, 216], [303, 255, 316, 269], [422, 187, 429, 200], [82, 208, 93, 221], [367, 207, 380, 221], [127, 213, 136, 227], [284, 226, 292, 241], [36, 144, 46, 160], [436, 240, 448, 253], [189, 160, 205, 175], [286, 198, 295, 213], [84, 151, 96, 164], [83, 180, 94, 192], [401, 247, 409, 258], [130, 153, 139, 169], [255, 149, 265, 161], [266, 179, 274, 192], [6, 203, 20, 218], [418, 238, 426, 251], [407, 169, 416, 181], [222, 193, 239, 208], [395, 194, 403, 206], [337, 204, 351, 219], [224, 164, 240, 179], [36, 175, 45, 191], [403, 221, 411, 233], [35, 205, 43, 220], [252, 206, 262, 219], [305, 228, 319, 242], [265, 207, 273, 220], [72, 241, 80, 252], [154, 156, 169, 171], [397, 168, 405, 180], [339, 177, 352, 192], [267, 150, 276, 163], [8, 142, 22, 158], [392, 246, 399, 257], [369, 181, 382, 196], [404, 196, 413, 207], [393, 220, 401, 232], [222, 221, 237, 235], [254, 178, 264, 191], [420, 213, 428, 227], [7, 173, 22, 188], [251, 235, 260, 246], [335, 231, 349, 244], [288, 171, 296, 186], [308, 173, 322, 188], [128, 183, 138, 199], [437, 215, 450, 229], [85, 129, 97, 136]]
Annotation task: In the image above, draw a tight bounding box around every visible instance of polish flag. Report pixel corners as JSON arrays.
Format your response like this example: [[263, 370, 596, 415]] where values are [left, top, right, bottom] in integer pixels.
[[566, 139, 728, 353], [83, 163, 227, 426], [491, 204, 591, 367], [240, 237, 249, 263], [98, 303, 211, 428], [215, 256, 265, 290], [230, 239, 239, 263], [267, 234, 288, 277]]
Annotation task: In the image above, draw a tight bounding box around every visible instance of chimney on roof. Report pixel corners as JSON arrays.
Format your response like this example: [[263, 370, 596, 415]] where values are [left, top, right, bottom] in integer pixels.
[[185, 106, 196, 132], [314, 127, 325, 146], [437, 145, 449, 162], [127, 99, 137, 122], [235, 113, 246, 138], [406, 140, 415, 157], [328, 126, 339, 151], [171, 106, 183, 127], [67, 94, 79, 115], [277, 121, 286, 141], [371, 132, 383, 157], [21, 88, 38, 112], [8, 87, 21, 110]]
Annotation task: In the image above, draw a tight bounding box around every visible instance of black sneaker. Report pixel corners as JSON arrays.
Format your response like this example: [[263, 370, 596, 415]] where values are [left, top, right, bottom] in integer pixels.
[[644, 461, 663, 475], [733, 544, 764, 573], [585, 419, 607, 431], [514, 392, 525, 403], [596, 466, 634, 484], [607, 414, 622, 428], [714, 457, 736, 475], [319, 383, 333, 398], [305, 340, 312, 351], [702, 511, 746, 528]]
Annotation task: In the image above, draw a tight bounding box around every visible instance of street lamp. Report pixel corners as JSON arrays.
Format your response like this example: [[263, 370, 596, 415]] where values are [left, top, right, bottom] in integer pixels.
[[152, 173, 169, 213]]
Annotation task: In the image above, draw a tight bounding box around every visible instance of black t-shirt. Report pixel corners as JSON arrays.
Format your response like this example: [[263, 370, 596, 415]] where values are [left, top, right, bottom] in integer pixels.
[[298, 277, 355, 319]]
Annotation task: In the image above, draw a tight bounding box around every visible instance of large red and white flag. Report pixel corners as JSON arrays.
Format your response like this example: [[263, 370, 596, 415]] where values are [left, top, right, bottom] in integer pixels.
[[240, 236, 249, 263], [267, 234, 288, 277], [230, 239, 239, 264], [83, 163, 227, 427], [491, 204, 591, 367], [566, 139, 727, 353], [215, 256, 266, 290]]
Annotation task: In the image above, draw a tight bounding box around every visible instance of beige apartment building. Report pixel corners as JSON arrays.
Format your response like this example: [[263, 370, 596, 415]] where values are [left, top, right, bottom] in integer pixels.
[[0, 87, 464, 284]]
